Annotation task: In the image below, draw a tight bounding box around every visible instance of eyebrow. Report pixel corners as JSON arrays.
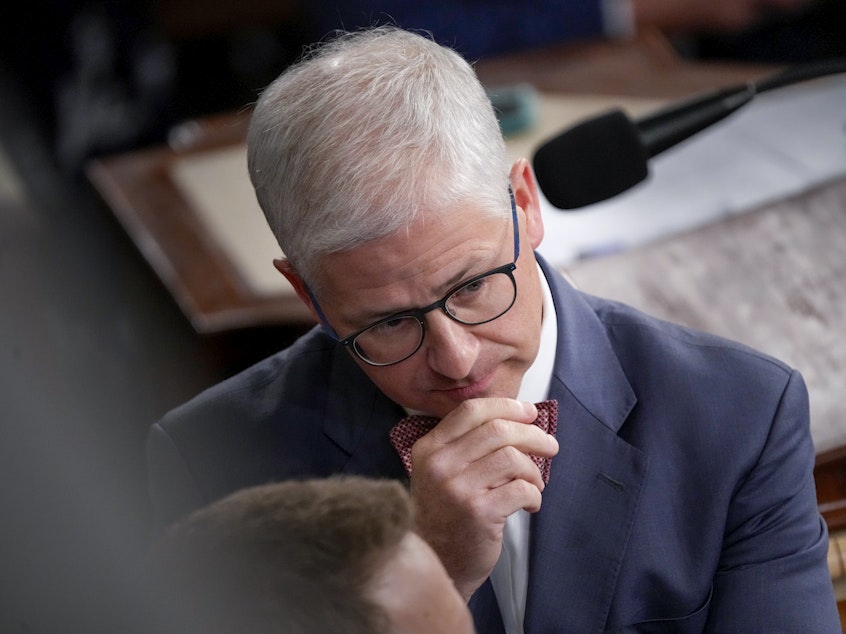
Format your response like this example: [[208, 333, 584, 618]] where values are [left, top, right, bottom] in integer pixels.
[[344, 212, 515, 328], [345, 262, 486, 327]]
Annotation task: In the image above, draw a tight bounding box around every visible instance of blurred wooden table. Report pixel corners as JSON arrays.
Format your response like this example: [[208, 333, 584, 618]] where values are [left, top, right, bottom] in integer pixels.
[[86, 110, 283, 334], [473, 30, 771, 99], [86, 33, 773, 335]]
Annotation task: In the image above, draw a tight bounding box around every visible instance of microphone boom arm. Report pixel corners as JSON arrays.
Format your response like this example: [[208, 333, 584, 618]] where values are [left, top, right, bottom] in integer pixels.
[[532, 56, 846, 209], [637, 83, 756, 157]]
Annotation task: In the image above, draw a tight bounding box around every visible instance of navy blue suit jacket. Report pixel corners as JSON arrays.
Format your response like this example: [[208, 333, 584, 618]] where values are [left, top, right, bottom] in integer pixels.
[[148, 255, 839, 632]]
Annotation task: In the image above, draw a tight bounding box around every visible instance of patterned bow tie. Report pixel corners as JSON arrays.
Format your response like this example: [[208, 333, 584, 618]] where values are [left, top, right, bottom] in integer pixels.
[[389, 400, 558, 484]]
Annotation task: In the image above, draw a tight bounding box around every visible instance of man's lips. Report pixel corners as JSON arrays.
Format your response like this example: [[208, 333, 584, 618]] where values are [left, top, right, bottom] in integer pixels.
[[434, 370, 495, 400]]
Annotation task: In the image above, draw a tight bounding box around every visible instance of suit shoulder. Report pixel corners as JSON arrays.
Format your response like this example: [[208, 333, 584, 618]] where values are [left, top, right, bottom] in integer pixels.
[[147, 327, 352, 527], [158, 326, 337, 432], [580, 291, 793, 378]]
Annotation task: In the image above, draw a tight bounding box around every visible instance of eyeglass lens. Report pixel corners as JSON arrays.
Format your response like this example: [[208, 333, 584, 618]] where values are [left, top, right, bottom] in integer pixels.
[[353, 268, 516, 365]]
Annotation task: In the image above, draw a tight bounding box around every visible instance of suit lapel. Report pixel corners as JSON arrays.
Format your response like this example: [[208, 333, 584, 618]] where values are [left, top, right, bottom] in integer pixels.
[[524, 258, 649, 632], [525, 382, 648, 632], [320, 342, 407, 478]]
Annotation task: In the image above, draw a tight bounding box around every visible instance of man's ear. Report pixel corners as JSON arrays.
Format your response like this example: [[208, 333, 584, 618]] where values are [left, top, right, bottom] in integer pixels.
[[509, 158, 544, 250], [274, 258, 321, 322]]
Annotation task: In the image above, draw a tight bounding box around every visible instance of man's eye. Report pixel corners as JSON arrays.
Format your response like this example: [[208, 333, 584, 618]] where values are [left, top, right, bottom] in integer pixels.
[[454, 277, 488, 298], [368, 317, 413, 337]]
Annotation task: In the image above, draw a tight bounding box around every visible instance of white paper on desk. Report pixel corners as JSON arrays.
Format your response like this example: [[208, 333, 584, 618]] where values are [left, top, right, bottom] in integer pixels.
[[535, 75, 846, 268], [169, 146, 296, 297]]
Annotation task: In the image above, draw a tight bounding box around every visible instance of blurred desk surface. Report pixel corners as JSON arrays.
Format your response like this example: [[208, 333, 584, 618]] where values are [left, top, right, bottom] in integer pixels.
[[473, 30, 771, 100], [87, 33, 774, 334]]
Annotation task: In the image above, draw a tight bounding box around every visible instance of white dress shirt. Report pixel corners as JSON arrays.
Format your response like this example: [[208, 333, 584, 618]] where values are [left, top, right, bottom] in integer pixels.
[[490, 264, 558, 633]]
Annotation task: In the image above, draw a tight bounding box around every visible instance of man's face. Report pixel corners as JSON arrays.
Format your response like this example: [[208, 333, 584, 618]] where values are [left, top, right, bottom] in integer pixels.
[[368, 531, 476, 634], [309, 165, 546, 417]]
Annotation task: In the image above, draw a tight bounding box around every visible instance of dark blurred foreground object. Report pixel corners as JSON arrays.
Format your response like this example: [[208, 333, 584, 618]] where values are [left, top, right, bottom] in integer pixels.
[[0, 1, 311, 174], [310, 0, 844, 63], [149, 476, 475, 634], [53, 4, 177, 172], [689, 0, 846, 63]]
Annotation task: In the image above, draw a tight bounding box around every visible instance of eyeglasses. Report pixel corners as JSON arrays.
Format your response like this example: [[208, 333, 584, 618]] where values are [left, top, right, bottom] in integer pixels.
[[313, 188, 520, 366]]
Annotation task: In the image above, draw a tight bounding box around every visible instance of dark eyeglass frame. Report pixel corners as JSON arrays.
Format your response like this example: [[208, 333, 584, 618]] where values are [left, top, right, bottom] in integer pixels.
[[310, 187, 520, 366]]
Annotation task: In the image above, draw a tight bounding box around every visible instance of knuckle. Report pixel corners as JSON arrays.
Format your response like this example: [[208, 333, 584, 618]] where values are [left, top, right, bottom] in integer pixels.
[[457, 398, 485, 419], [510, 478, 532, 498], [486, 417, 511, 441], [465, 491, 489, 519], [493, 445, 522, 472], [421, 448, 452, 480], [409, 438, 428, 460]]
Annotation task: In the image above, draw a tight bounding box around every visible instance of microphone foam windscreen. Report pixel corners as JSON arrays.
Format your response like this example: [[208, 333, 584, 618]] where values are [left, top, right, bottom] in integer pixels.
[[532, 109, 649, 209]]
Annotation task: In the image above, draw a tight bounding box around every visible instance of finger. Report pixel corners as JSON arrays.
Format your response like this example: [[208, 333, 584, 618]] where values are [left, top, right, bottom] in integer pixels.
[[464, 416, 559, 462], [470, 444, 547, 492], [427, 397, 538, 443], [410, 440, 548, 510], [426, 412, 558, 460], [479, 477, 545, 517]]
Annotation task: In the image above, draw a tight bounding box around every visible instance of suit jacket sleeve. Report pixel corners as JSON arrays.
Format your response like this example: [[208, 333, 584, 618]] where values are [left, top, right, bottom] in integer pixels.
[[706, 369, 840, 631]]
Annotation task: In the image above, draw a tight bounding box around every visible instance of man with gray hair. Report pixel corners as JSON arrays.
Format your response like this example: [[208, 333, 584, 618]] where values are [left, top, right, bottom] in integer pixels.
[[148, 26, 839, 632]]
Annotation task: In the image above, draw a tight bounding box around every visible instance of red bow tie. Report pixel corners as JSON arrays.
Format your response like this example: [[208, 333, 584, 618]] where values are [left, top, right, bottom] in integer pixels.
[[389, 400, 558, 484]]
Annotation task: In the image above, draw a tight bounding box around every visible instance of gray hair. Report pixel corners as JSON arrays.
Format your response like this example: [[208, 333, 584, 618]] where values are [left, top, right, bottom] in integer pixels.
[[247, 26, 510, 291]]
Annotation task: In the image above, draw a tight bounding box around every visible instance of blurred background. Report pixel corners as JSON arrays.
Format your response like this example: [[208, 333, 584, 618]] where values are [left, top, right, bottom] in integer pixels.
[[1, 2, 844, 632]]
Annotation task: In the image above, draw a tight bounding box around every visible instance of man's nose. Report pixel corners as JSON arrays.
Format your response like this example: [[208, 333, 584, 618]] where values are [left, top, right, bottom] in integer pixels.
[[423, 310, 480, 379]]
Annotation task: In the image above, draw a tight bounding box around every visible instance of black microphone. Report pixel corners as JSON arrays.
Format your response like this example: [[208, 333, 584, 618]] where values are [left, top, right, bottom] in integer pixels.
[[532, 58, 846, 210]]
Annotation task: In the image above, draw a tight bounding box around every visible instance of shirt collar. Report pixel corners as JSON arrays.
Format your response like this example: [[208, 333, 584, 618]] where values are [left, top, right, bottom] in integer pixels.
[[517, 261, 558, 404]]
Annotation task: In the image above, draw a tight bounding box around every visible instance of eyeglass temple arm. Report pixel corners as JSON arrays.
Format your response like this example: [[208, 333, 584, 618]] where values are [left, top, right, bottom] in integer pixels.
[[509, 185, 520, 261], [305, 286, 341, 340]]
